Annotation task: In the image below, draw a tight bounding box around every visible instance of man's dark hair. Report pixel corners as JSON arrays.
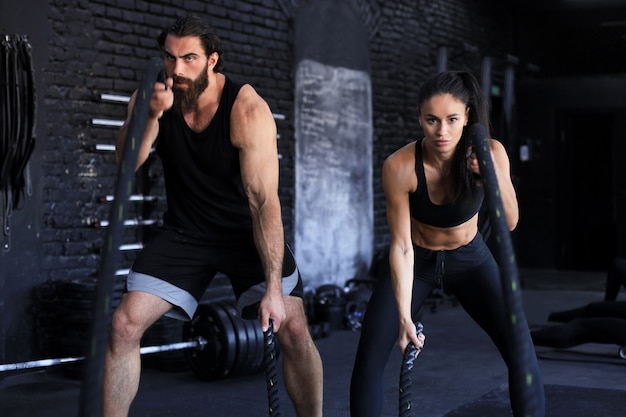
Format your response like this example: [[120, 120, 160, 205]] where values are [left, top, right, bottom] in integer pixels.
[[157, 14, 224, 72]]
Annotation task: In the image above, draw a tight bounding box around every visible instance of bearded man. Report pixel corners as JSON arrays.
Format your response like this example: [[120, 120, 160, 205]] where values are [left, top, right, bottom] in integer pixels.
[[103, 14, 323, 417]]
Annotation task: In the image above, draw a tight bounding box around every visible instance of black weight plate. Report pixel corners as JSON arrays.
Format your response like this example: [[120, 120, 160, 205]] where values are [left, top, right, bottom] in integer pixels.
[[242, 315, 265, 374], [182, 304, 221, 380], [209, 302, 239, 377], [182, 303, 236, 380], [214, 302, 242, 376], [220, 301, 252, 377], [231, 299, 265, 374], [244, 315, 263, 373], [215, 302, 247, 376]]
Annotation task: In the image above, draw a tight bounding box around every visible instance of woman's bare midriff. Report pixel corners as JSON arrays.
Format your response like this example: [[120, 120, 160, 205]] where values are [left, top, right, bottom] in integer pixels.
[[410, 213, 479, 251]]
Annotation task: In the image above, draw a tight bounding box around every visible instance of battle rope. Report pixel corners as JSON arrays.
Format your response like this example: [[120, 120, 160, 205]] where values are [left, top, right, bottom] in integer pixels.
[[0, 34, 36, 252], [264, 319, 280, 417], [78, 57, 163, 417], [468, 123, 543, 417], [12, 36, 36, 207], [399, 322, 424, 417]]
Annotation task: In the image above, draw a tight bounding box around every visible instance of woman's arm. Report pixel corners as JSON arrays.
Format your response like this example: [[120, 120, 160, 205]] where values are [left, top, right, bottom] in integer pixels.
[[488, 139, 519, 231], [382, 143, 421, 352], [467, 138, 519, 231]]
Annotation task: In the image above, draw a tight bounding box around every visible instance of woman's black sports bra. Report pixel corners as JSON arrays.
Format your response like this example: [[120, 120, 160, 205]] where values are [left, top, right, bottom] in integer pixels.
[[408, 139, 484, 228]]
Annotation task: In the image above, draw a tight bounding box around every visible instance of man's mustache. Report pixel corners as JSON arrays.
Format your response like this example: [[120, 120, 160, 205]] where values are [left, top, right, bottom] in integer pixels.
[[172, 76, 192, 86]]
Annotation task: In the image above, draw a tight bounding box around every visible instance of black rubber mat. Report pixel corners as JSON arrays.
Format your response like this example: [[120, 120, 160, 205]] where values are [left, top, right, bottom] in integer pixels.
[[538, 348, 626, 366], [443, 384, 626, 417]]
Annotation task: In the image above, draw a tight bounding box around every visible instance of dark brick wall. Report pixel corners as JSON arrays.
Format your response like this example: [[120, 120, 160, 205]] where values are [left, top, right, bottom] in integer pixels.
[[40, 0, 514, 278], [0, 0, 515, 363], [368, 0, 514, 248]]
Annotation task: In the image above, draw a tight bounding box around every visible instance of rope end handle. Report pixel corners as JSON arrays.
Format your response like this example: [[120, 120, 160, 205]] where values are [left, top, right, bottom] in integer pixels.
[[399, 322, 424, 416], [404, 322, 425, 361], [263, 318, 280, 417], [264, 319, 275, 340], [264, 318, 277, 358]]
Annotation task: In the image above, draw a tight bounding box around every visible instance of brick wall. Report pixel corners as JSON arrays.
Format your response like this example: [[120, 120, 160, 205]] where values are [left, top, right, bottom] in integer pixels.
[[38, 0, 513, 279], [369, 0, 513, 247], [0, 0, 514, 363], [40, 0, 300, 280]]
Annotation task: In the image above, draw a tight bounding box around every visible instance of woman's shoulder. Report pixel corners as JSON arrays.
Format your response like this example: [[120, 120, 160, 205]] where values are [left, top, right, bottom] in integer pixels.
[[487, 137, 505, 150], [486, 138, 511, 158], [388, 139, 418, 159], [383, 140, 419, 185]]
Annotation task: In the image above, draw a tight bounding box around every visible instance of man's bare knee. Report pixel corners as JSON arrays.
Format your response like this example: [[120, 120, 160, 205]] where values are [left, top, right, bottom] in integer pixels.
[[108, 292, 171, 351], [277, 310, 314, 355], [108, 309, 144, 353]]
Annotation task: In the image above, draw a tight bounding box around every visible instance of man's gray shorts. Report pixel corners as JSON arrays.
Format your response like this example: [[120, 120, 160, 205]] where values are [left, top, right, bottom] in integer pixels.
[[127, 267, 300, 321]]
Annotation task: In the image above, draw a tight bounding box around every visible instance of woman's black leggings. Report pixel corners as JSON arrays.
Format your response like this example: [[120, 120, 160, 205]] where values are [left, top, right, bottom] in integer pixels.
[[349, 233, 544, 417]]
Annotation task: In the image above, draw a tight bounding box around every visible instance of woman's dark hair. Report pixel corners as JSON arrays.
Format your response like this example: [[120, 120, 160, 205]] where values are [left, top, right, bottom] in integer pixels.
[[157, 14, 224, 73], [417, 70, 490, 202]]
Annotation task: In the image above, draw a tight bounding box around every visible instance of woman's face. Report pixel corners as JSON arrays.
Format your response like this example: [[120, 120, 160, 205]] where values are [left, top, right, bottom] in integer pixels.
[[418, 93, 469, 153]]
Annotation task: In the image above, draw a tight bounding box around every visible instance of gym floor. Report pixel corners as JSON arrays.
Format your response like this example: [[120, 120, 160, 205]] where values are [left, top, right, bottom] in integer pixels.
[[1, 269, 625, 417]]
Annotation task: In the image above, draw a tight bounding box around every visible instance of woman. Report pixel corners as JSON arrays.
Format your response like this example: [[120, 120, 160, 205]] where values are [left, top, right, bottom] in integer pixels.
[[350, 70, 544, 417]]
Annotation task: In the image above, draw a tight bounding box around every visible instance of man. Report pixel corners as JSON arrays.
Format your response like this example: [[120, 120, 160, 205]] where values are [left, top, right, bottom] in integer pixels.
[[104, 15, 323, 417]]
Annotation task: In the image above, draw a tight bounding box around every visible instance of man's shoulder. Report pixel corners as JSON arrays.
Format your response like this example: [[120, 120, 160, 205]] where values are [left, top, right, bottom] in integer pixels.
[[232, 83, 271, 117]]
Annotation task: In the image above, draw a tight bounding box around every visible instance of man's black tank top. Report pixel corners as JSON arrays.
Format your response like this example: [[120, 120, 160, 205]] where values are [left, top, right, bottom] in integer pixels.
[[409, 139, 484, 228], [156, 76, 251, 234]]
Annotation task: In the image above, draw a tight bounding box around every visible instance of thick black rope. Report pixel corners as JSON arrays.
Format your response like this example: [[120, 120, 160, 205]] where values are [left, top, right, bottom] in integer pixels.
[[0, 34, 36, 252], [0, 38, 7, 174], [399, 322, 424, 417], [264, 319, 280, 417], [468, 123, 543, 417], [78, 57, 163, 417], [12, 36, 36, 209], [0, 35, 15, 186], [1, 35, 12, 250]]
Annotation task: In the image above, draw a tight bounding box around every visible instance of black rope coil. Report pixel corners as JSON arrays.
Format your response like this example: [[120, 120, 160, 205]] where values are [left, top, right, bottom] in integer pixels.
[[264, 319, 280, 417], [0, 34, 36, 252], [468, 123, 544, 417], [78, 57, 164, 417], [399, 322, 424, 417]]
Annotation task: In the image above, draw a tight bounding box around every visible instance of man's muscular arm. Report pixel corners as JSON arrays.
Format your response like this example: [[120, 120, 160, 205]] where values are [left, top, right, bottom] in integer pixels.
[[230, 84, 285, 332]]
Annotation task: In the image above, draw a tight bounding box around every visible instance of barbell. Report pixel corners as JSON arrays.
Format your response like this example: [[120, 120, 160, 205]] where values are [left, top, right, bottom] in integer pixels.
[[2, 299, 273, 381], [0, 336, 207, 373]]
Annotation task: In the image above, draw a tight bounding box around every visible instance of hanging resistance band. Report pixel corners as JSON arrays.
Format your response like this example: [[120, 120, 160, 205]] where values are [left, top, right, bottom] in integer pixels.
[[78, 57, 163, 417], [469, 123, 543, 417], [0, 34, 37, 252]]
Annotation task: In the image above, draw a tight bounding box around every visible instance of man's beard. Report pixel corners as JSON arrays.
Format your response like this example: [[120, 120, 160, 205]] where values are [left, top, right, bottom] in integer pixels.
[[172, 63, 209, 113]]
